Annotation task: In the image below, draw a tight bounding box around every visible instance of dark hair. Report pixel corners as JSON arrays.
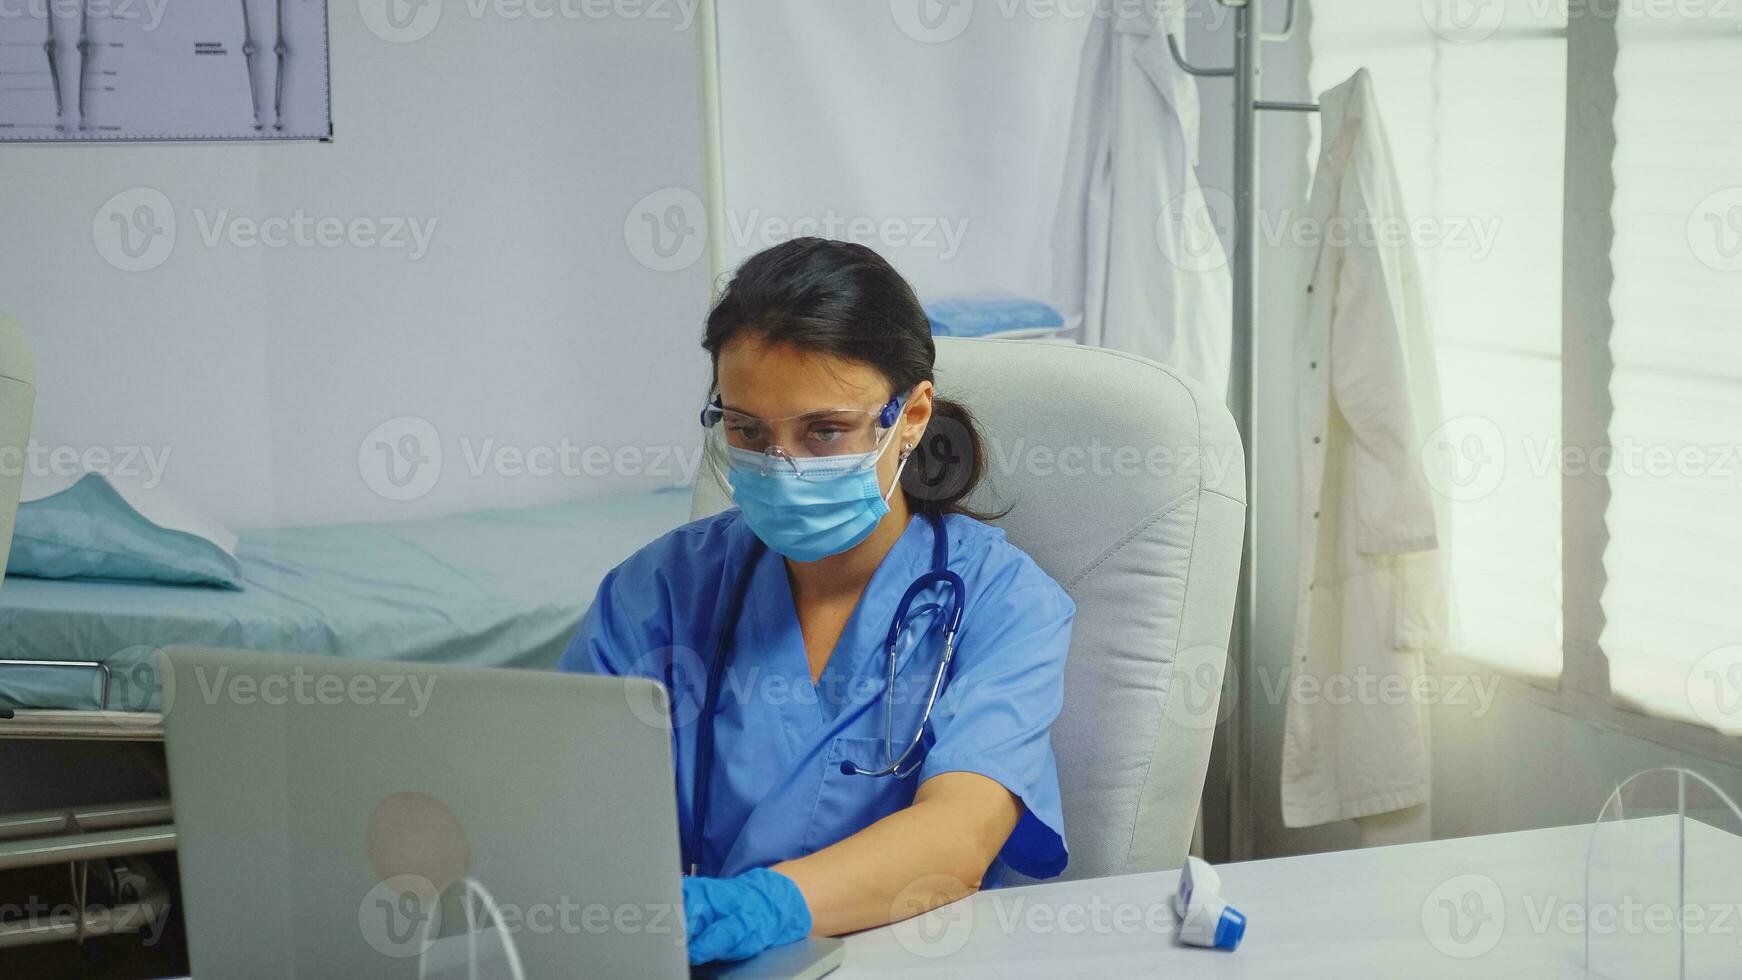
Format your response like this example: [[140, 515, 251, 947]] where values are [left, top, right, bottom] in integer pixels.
[[702, 238, 1002, 521]]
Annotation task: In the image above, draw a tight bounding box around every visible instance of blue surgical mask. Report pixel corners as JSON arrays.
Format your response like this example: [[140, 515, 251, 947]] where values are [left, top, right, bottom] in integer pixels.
[[727, 433, 910, 562]]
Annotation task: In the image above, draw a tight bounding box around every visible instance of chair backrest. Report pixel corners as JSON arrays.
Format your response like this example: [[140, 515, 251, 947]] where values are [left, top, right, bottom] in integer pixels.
[[690, 337, 1245, 881], [0, 311, 35, 585]]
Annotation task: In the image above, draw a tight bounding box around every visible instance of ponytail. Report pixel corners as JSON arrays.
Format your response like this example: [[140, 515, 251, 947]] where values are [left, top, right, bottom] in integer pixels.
[[902, 395, 1007, 523]]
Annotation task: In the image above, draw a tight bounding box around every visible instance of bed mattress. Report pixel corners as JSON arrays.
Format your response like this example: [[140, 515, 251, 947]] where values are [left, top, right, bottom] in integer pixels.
[[0, 489, 694, 711]]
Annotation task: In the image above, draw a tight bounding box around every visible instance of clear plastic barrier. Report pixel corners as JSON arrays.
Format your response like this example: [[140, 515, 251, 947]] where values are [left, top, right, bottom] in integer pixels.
[[1586, 767, 1742, 979]]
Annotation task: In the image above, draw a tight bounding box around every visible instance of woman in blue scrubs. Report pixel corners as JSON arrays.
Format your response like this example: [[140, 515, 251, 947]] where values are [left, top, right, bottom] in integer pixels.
[[560, 238, 1074, 963]]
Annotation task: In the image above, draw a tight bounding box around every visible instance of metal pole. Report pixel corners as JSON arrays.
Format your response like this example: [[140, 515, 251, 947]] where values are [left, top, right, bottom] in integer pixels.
[[697, 0, 727, 294], [1226, 0, 1261, 864], [0, 801, 173, 843], [0, 825, 177, 872], [0, 891, 171, 949]]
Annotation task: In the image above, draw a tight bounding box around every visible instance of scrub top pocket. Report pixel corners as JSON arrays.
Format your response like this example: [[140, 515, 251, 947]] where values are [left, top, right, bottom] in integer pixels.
[[803, 735, 920, 855]]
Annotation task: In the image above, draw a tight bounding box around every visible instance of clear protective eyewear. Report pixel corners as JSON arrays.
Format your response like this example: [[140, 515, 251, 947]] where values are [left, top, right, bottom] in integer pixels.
[[700, 391, 907, 478]]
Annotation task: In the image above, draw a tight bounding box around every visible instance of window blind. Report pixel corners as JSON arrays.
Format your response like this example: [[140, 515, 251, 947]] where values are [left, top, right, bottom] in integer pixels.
[[1602, 11, 1742, 734], [1308, 0, 1568, 677]]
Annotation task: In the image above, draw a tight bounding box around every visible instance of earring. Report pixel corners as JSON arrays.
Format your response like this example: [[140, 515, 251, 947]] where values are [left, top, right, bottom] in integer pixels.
[[899, 442, 914, 461]]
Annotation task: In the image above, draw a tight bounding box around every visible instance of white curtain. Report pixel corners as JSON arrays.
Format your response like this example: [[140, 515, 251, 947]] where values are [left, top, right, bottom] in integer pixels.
[[713, 0, 1089, 300], [1050, 1, 1232, 399]]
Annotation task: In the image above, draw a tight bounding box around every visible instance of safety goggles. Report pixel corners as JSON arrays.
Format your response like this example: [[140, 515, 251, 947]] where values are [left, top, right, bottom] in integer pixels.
[[700, 392, 908, 477]]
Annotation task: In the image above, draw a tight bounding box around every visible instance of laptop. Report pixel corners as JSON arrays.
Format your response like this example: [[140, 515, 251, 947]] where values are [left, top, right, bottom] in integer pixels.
[[162, 647, 843, 979]]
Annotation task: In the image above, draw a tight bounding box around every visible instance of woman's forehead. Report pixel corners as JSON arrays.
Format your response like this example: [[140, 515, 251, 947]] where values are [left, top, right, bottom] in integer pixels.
[[716, 336, 886, 415]]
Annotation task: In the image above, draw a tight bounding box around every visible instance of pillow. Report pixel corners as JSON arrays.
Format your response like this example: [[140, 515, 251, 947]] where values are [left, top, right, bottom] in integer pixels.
[[924, 293, 1068, 339], [8, 472, 243, 588]]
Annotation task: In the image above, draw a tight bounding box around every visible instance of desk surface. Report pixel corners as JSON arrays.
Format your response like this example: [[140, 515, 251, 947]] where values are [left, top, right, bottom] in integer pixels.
[[833, 819, 1742, 978], [163, 818, 1739, 978]]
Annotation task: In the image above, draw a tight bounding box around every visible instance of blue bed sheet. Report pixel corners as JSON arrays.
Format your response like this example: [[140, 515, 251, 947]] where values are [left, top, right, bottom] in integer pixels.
[[0, 489, 694, 711]]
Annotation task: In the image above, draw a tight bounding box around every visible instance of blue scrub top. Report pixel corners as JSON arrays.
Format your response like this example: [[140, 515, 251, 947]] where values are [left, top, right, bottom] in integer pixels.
[[559, 509, 1073, 884]]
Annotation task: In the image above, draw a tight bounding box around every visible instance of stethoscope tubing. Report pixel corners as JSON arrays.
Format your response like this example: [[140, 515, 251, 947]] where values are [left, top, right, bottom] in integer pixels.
[[685, 511, 963, 877]]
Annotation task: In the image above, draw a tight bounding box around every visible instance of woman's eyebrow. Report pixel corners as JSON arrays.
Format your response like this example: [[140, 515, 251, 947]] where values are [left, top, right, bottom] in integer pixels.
[[719, 402, 781, 418], [719, 404, 858, 418]]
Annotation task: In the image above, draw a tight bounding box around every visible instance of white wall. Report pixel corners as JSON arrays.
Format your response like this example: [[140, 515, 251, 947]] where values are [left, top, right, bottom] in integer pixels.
[[1, 2, 712, 530]]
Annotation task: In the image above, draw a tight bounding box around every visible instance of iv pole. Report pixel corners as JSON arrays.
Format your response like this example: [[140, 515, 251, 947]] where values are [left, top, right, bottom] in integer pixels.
[[1170, 0, 1317, 862]]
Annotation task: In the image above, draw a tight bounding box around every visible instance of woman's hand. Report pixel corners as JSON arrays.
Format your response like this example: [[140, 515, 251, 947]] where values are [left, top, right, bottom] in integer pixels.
[[681, 867, 812, 965]]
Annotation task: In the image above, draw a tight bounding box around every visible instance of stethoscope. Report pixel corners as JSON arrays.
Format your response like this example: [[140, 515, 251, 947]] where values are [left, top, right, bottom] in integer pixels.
[[685, 510, 966, 877]]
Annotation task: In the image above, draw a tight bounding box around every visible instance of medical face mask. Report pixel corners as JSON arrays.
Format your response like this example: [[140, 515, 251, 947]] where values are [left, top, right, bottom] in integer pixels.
[[726, 429, 911, 563]]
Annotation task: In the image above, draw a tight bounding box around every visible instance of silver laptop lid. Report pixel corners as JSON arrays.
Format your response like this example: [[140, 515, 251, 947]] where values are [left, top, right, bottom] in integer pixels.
[[162, 647, 690, 979]]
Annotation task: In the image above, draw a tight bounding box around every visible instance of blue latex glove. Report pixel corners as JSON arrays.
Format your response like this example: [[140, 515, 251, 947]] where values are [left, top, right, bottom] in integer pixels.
[[681, 867, 812, 965]]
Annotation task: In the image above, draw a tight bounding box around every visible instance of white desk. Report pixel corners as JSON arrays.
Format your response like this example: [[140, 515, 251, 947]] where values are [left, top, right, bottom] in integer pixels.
[[162, 819, 1739, 978], [832, 819, 1742, 978]]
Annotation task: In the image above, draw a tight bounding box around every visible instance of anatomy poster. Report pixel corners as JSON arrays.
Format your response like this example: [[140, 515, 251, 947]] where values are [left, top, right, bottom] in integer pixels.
[[0, 0, 331, 141]]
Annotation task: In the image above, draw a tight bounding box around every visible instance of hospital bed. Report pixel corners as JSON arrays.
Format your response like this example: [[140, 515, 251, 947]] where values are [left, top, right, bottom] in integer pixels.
[[0, 308, 692, 953], [0, 489, 693, 722], [0, 488, 692, 955]]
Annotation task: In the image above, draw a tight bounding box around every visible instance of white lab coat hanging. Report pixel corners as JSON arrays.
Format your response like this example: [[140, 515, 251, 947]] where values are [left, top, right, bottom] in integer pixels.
[[1052, 0, 1232, 400], [1281, 69, 1451, 829]]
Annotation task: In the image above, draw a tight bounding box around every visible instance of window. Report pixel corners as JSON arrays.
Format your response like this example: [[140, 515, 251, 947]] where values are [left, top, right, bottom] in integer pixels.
[[1309, 0, 1568, 679], [1308, 2, 1742, 740], [1602, 10, 1742, 735]]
